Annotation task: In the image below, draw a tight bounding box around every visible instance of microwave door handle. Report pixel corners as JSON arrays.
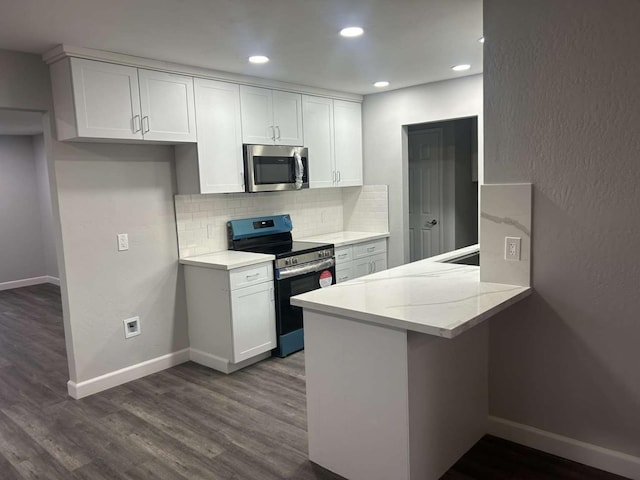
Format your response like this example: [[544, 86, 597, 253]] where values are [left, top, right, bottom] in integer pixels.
[[294, 151, 304, 189]]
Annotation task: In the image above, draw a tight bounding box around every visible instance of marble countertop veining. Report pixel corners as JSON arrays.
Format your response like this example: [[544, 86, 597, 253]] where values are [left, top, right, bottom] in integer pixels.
[[180, 251, 274, 270], [296, 231, 390, 247], [291, 261, 531, 338]]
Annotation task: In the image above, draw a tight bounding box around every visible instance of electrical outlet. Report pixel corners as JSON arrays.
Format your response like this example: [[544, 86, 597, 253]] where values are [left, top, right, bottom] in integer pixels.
[[117, 233, 129, 252], [505, 237, 521, 261], [123, 316, 141, 338]]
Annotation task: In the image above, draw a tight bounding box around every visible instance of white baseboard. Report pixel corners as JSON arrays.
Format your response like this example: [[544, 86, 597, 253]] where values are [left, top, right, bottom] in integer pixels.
[[68, 348, 190, 399], [190, 348, 271, 374], [0, 275, 59, 291], [489, 416, 640, 479]]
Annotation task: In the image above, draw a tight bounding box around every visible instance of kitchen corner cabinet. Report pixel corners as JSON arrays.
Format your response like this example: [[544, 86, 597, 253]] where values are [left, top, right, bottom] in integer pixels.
[[50, 57, 196, 142], [335, 239, 387, 283], [240, 85, 303, 146], [302, 96, 363, 188], [184, 262, 276, 374], [175, 78, 244, 194]]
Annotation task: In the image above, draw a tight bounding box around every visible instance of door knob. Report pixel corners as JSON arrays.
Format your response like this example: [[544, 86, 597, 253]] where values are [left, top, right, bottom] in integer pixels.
[[426, 219, 438, 226]]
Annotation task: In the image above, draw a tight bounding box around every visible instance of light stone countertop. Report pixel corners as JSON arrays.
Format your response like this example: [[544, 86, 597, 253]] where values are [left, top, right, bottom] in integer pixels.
[[296, 231, 390, 247], [179, 250, 274, 270], [291, 260, 531, 338]]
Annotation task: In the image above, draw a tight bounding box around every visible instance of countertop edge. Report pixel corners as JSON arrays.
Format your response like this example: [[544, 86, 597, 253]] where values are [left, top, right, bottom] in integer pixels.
[[179, 254, 275, 270], [296, 231, 390, 247], [292, 285, 533, 339]]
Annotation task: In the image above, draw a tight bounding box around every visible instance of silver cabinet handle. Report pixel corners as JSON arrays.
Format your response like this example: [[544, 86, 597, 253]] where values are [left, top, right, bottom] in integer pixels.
[[337, 170, 341, 183], [133, 115, 141, 133], [338, 276, 349, 282], [270, 126, 276, 141], [333, 171, 336, 183], [142, 116, 150, 134], [366, 246, 375, 252], [338, 253, 348, 259], [270, 287, 274, 301], [245, 273, 260, 280], [372, 262, 377, 273], [276, 126, 281, 141]]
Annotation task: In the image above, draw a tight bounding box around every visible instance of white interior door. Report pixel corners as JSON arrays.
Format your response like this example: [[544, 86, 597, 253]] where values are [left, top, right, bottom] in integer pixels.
[[408, 129, 444, 262]]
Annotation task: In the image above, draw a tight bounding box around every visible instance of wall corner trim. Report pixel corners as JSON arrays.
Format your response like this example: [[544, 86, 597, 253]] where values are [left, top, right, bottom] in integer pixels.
[[67, 348, 190, 399], [488, 416, 640, 480]]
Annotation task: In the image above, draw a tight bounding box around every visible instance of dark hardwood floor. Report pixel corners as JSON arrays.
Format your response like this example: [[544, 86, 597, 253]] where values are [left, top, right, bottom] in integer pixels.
[[0, 284, 630, 480]]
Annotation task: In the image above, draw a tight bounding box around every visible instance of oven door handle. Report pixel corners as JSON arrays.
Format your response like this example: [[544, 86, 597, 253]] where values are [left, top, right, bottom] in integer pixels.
[[276, 258, 335, 280]]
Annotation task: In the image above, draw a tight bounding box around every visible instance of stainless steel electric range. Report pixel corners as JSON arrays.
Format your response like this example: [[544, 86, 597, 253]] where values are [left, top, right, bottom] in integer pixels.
[[227, 214, 335, 357]]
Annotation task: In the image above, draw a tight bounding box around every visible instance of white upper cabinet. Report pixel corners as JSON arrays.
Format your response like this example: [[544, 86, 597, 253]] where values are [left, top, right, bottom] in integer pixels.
[[176, 78, 244, 194], [50, 58, 196, 143], [303, 95, 334, 188], [333, 99, 363, 186], [302, 96, 363, 188], [138, 69, 196, 142], [240, 85, 303, 146], [64, 58, 143, 140]]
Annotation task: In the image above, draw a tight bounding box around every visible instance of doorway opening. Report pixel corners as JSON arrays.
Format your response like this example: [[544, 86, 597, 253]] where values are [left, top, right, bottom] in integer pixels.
[[407, 116, 478, 262]]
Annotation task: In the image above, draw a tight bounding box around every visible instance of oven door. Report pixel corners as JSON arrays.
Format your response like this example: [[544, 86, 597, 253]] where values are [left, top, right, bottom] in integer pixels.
[[244, 145, 309, 192], [275, 259, 335, 336]]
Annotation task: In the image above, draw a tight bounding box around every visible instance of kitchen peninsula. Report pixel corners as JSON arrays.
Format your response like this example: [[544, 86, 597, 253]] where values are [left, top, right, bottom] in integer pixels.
[[291, 258, 531, 480]]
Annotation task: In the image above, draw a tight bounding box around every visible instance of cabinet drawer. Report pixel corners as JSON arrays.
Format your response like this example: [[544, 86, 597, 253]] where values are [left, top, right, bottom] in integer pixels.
[[353, 239, 387, 259], [229, 262, 273, 290], [335, 246, 353, 264], [335, 263, 354, 284]]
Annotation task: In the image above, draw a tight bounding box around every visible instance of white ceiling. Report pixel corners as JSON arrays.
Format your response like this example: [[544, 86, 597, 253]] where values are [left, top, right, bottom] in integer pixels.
[[0, 110, 43, 135], [0, 0, 482, 96]]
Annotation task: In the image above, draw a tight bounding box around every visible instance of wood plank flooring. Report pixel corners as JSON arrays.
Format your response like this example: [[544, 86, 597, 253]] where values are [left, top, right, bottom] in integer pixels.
[[0, 283, 630, 480]]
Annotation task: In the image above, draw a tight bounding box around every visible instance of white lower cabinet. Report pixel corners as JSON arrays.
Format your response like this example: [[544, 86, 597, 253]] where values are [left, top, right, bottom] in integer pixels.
[[334, 239, 388, 283], [184, 262, 276, 373]]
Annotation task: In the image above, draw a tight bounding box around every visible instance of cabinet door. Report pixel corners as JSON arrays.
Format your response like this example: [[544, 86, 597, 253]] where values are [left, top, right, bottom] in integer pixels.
[[369, 253, 388, 274], [273, 90, 303, 146], [138, 69, 196, 142], [70, 58, 143, 140], [230, 282, 276, 363], [240, 85, 274, 144], [352, 257, 372, 279], [334, 100, 363, 186], [303, 95, 334, 188], [194, 78, 244, 193]]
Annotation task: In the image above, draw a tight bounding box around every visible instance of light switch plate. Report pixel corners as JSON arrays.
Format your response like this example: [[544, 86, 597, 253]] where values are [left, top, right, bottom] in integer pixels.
[[117, 233, 129, 252]]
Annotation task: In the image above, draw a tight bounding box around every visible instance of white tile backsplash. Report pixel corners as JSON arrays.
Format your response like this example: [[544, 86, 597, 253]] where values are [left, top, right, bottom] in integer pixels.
[[175, 186, 389, 258]]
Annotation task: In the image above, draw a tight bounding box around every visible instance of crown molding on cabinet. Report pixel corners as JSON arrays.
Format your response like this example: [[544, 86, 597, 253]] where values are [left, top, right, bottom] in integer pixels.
[[43, 44, 363, 103]]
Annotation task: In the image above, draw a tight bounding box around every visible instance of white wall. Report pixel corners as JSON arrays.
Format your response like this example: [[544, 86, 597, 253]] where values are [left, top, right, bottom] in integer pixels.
[[362, 75, 483, 267], [0, 49, 51, 112], [485, 0, 640, 469], [0, 136, 48, 284], [33, 134, 58, 278]]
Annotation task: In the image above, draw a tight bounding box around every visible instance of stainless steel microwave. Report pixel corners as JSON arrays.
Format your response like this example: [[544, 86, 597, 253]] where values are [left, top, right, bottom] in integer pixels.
[[244, 145, 309, 193]]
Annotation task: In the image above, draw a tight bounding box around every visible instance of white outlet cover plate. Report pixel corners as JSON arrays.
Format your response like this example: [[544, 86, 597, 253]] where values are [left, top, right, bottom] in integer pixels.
[[504, 237, 521, 261], [123, 316, 141, 338]]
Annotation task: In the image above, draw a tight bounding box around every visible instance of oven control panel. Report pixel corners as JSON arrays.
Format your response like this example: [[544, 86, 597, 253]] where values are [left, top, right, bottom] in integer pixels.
[[276, 248, 335, 269]]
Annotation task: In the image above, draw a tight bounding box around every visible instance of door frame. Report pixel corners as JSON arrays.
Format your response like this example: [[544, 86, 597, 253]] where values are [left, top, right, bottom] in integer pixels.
[[402, 115, 481, 264]]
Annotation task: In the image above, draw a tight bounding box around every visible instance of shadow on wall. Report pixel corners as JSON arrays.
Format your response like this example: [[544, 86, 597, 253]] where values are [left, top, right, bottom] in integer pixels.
[[489, 189, 640, 457]]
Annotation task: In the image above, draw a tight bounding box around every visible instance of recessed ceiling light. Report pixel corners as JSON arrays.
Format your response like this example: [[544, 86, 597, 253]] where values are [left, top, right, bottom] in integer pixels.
[[249, 55, 269, 64], [373, 81, 390, 88], [452, 64, 471, 72], [478, 36, 485, 44], [340, 26, 364, 37]]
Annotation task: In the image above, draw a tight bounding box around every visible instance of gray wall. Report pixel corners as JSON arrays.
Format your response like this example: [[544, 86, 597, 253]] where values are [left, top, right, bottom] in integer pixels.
[[0, 135, 48, 283], [362, 75, 483, 267], [53, 141, 189, 382], [33, 133, 58, 278], [0, 49, 189, 385], [485, 0, 640, 458], [0, 49, 52, 112]]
